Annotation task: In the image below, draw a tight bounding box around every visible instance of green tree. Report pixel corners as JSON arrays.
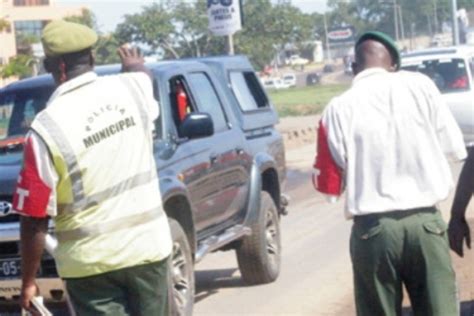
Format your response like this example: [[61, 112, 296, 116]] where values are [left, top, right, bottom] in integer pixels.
[[235, 0, 314, 69], [325, 0, 474, 41], [171, 0, 214, 57], [272, 3, 314, 49], [65, 9, 120, 65], [65, 8, 98, 30], [233, 0, 276, 69], [94, 34, 121, 65], [0, 18, 41, 78], [115, 3, 180, 58], [0, 55, 35, 79], [113, 0, 315, 68], [325, 0, 385, 36]]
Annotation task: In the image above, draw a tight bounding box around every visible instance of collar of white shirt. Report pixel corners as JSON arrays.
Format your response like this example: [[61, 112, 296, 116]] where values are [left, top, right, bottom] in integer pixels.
[[352, 67, 388, 85], [48, 71, 98, 104]]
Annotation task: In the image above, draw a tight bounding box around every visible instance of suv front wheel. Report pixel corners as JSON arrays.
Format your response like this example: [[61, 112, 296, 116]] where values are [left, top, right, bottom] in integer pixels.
[[236, 191, 281, 285], [168, 218, 194, 316]]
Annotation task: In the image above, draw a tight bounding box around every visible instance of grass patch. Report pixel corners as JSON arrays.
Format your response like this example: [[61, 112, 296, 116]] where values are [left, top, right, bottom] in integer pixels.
[[267, 84, 349, 117]]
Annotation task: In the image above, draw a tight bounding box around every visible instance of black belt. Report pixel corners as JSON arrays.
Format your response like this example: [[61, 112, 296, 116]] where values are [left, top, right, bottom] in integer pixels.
[[353, 206, 437, 223]]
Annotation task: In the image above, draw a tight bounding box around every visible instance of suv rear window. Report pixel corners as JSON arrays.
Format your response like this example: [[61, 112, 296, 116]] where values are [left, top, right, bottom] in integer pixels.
[[0, 87, 52, 140], [402, 58, 470, 93], [230, 71, 269, 111]]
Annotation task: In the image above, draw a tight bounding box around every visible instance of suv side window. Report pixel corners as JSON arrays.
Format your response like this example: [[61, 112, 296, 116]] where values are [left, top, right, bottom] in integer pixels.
[[188, 72, 227, 132], [0, 87, 51, 138], [167, 76, 196, 137], [229, 71, 269, 111]]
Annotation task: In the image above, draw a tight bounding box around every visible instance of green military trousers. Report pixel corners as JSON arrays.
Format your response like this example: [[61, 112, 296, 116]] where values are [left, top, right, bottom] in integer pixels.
[[64, 259, 169, 316], [350, 207, 458, 316]]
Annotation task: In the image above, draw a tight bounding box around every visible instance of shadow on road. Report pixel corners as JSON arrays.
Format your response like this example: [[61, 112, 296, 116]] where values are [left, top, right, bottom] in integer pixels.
[[194, 268, 244, 303], [402, 300, 474, 316], [285, 167, 326, 205]]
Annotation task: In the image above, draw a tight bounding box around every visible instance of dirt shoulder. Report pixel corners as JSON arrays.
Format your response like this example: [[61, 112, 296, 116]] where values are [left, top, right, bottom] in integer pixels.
[[276, 114, 320, 150]]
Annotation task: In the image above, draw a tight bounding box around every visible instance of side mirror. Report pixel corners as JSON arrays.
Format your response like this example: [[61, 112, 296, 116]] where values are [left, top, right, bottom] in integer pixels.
[[178, 112, 214, 139]]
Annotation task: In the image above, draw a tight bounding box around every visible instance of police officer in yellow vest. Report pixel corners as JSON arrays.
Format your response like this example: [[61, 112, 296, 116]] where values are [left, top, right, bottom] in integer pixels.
[[14, 20, 172, 315]]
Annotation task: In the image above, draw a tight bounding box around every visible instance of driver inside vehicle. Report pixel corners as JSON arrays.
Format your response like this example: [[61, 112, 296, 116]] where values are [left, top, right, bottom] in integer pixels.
[[423, 63, 445, 89], [448, 66, 469, 89], [12, 101, 39, 136]]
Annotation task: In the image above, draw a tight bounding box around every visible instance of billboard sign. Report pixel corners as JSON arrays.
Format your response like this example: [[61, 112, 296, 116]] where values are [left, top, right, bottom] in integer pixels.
[[207, 0, 242, 36], [327, 26, 356, 45]]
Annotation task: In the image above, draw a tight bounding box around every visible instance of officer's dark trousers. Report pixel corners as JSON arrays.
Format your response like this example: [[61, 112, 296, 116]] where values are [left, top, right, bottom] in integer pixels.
[[64, 259, 169, 316], [350, 207, 458, 316]]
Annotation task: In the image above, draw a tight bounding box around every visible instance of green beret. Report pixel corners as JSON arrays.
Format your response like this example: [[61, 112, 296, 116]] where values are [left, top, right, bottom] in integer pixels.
[[41, 20, 98, 57], [356, 31, 400, 70]]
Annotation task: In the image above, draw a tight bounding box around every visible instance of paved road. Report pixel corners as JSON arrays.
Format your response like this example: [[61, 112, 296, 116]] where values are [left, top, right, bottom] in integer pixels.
[[193, 141, 474, 316], [4, 119, 472, 316], [193, 144, 354, 315]]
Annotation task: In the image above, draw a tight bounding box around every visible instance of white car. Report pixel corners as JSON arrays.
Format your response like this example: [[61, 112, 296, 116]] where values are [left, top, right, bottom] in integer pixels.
[[262, 78, 290, 90], [402, 46, 474, 147], [282, 73, 297, 87], [288, 55, 309, 67]]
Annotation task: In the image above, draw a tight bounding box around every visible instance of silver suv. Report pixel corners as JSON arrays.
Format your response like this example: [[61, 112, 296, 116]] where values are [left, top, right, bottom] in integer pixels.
[[402, 46, 474, 147]]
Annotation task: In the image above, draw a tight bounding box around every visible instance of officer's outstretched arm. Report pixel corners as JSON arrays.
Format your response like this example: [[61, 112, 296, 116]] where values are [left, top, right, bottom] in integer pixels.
[[117, 44, 152, 79]]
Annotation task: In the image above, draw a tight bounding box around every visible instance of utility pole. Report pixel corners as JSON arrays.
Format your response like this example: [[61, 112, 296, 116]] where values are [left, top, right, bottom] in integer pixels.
[[226, 34, 234, 55], [393, 0, 399, 42], [323, 13, 331, 61], [433, 0, 439, 33], [398, 5, 405, 41], [452, 0, 460, 45]]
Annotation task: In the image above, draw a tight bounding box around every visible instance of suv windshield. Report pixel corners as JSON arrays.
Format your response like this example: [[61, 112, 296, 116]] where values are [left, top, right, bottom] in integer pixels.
[[402, 58, 470, 93], [0, 87, 53, 140]]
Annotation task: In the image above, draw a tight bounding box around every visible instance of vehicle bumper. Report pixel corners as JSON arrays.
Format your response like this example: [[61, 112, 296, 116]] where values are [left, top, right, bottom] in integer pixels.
[[0, 277, 66, 302]]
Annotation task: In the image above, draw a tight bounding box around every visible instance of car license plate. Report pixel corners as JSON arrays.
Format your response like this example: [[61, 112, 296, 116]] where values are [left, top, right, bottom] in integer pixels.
[[0, 258, 21, 278]]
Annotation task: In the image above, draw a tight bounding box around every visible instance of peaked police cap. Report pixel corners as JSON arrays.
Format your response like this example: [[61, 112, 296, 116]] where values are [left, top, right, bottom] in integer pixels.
[[41, 20, 98, 57]]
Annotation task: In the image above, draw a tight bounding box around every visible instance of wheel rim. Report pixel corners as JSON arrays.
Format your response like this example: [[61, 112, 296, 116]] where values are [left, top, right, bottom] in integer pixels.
[[265, 208, 280, 266], [171, 240, 191, 315]]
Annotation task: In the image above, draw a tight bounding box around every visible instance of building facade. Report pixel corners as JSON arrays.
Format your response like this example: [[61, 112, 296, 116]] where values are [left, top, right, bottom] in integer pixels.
[[0, 0, 84, 86]]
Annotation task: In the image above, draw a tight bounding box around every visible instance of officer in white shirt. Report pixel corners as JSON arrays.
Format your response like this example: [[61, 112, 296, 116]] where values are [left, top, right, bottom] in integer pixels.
[[313, 31, 466, 316]]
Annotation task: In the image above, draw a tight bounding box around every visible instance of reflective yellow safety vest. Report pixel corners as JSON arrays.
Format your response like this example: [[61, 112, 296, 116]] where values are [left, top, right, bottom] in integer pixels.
[[31, 72, 172, 278]]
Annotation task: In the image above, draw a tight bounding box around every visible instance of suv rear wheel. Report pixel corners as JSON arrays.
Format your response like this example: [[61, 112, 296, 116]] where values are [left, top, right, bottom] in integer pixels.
[[168, 218, 194, 316], [236, 191, 281, 285]]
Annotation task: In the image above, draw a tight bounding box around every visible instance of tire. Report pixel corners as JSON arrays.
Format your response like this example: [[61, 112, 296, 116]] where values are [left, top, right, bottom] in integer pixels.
[[236, 191, 281, 285], [168, 218, 195, 316]]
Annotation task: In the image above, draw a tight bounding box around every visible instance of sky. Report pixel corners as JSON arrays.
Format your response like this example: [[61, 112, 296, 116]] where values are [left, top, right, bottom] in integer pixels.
[[56, 0, 328, 32]]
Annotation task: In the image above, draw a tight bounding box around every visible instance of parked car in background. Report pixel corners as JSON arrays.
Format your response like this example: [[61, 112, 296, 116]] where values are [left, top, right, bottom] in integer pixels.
[[262, 77, 290, 90], [282, 73, 297, 87], [402, 46, 474, 147], [287, 55, 309, 67], [343, 55, 354, 76], [467, 28, 474, 45], [430, 33, 451, 47], [306, 73, 321, 86], [344, 63, 353, 75], [323, 64, 335, 73]]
